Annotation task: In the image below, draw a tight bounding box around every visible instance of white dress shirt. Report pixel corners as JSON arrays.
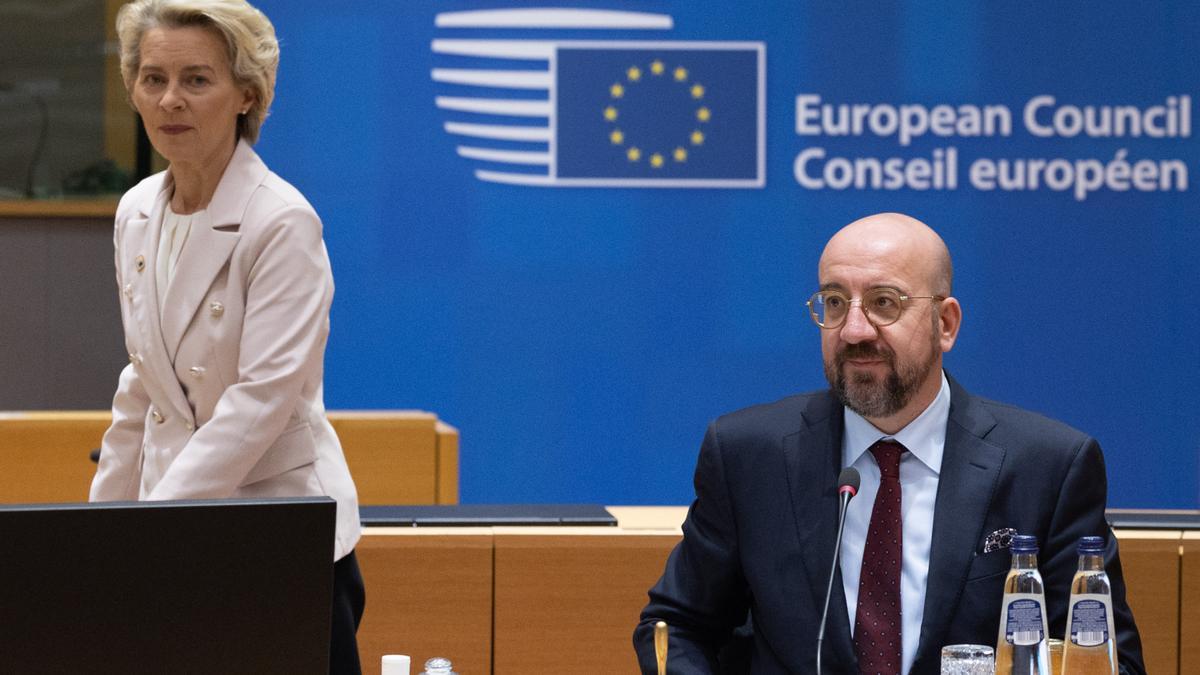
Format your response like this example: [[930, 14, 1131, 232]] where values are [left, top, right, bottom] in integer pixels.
[[840, 370, 950, 675]]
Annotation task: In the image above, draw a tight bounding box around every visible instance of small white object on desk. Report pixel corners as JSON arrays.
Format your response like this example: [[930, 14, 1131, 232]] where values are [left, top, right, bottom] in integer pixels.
[[382, 654, 412, 675]]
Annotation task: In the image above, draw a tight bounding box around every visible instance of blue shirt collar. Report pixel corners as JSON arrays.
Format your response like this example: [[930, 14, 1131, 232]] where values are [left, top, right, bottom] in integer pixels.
[[842, 370, 950, 475]]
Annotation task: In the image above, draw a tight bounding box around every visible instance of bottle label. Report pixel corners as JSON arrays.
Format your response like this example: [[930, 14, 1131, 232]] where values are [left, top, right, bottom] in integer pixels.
[[1069, 595, 1113, 647], [1003, 595, 1046, 646]]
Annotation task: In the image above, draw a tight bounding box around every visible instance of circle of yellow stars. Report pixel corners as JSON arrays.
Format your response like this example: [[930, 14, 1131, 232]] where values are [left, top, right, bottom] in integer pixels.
[[604, 59, 710, 169]]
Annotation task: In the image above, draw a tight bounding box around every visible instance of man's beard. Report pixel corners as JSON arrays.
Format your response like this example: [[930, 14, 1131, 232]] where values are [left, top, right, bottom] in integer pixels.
[[824, 341, 936, 418]]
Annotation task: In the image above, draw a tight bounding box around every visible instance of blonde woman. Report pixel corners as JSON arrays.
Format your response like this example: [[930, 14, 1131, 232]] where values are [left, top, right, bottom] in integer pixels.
[[91, 1, 364, 671]]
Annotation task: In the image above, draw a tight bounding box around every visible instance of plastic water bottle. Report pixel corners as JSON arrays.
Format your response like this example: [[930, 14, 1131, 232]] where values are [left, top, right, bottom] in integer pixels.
[[421, 657, 458, 675], [1061, 536, 1118, 675], [994, 534, 1051, 675]]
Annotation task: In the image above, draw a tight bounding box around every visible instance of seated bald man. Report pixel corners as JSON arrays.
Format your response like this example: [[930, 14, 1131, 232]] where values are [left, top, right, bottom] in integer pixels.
[[633, 214, 1145, 675]]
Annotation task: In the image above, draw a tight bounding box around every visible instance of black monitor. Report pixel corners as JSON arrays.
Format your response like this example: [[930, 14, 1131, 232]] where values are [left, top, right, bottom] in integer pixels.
[[0, 497, 336, 674]]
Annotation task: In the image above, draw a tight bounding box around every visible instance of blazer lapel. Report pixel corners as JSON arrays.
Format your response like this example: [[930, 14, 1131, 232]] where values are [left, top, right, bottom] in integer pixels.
[[125, 185, 194, 419], [913, 379, 1004, 671], [159, 214, 239, 359], [783, 393, 857, 668], [159, 139, 265, 359]]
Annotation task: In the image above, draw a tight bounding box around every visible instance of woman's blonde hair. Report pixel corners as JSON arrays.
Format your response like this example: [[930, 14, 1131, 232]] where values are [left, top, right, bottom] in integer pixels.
[[116, 0, 279, 143]]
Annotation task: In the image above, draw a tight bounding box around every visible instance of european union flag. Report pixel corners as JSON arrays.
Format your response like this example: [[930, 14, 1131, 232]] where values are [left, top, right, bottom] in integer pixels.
[[555, 45, 762, 185]]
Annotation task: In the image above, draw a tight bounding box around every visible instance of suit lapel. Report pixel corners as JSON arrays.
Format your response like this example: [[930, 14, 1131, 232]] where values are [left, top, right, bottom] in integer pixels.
[[159, 139, 264, 359], [160, 214, 238, 359], [783, 393, 857, 668], [913, 379, 1003, 671], [125, 185, 193, 419]]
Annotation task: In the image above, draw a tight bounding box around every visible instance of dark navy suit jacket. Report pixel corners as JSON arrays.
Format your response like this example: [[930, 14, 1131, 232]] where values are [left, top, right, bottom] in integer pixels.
[[634, 377, 1145, 674]]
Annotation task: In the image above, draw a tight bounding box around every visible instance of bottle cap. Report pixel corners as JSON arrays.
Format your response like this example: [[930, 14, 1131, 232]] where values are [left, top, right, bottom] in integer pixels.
[[382, 655, 411, 675], [1010, 534, 1038, 552], [1078, 536, 1105, 554]]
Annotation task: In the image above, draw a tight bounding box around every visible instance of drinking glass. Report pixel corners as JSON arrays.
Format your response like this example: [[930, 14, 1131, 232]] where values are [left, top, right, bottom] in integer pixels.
[[941, 644, 995, 675], [1046, 638, 1064, 674]]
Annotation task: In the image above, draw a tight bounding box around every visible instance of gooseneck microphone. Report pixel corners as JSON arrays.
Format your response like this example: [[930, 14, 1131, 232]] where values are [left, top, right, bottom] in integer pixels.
[[816, 467, 860, 675]]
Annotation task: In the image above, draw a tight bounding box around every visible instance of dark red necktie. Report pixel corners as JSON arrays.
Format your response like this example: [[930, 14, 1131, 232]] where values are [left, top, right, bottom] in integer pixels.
[[854, 439, 905, 675]]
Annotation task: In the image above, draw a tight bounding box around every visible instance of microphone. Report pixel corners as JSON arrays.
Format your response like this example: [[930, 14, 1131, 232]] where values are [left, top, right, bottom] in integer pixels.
[[816, 467, 860, 675]]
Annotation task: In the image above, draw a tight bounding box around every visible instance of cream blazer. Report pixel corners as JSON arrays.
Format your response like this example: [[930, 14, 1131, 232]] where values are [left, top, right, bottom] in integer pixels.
[[90, 140, 361, 561]]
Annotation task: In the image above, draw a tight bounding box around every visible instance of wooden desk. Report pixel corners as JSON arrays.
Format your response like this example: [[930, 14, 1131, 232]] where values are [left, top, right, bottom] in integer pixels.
[[357, 509, 684, 675], [356, 512, 1190, 675], [0, 410, 458, 505], [330, 411, 460, 505], [0, 411, 110, 502], [1113, 529, 1181, 675], [1182, 532, 1200, 675], [492, 528, 680, 673], [356, 528, 493, 675]]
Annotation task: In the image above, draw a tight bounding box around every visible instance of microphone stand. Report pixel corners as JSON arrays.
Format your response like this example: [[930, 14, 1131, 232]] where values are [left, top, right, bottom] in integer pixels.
[[817, 469, 858, 675]]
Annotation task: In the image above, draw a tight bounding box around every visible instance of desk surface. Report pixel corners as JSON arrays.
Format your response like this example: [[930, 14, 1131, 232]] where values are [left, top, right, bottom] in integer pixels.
[[360, 503, 616, 526]]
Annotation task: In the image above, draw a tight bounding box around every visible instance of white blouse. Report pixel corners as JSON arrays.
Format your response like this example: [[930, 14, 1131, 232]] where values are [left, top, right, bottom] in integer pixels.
[[156, 206, 200, 309]]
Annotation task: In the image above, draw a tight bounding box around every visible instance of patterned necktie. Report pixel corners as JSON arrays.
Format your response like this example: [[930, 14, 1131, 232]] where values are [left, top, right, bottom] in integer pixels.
[[855, 439, 905, 675]]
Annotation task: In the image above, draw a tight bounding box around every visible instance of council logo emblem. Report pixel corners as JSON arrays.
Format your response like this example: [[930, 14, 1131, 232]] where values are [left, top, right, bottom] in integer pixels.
[[431, 7, 765, 187]]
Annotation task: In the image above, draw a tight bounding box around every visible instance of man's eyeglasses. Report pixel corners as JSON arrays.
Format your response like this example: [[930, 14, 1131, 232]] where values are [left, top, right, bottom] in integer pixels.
[[807, 288, 945, 329]]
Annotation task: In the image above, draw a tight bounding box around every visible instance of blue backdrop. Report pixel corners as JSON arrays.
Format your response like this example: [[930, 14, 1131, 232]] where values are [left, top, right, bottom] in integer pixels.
[[252, 1, 1199, 508]]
